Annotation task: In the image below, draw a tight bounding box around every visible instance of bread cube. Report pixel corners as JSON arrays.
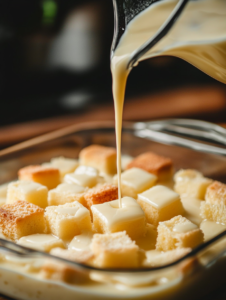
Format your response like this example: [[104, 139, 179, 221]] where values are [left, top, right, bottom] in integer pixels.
[[137, 185, 184, 226], [156, 215, 204, 251], [7, 180, 48, 208], [92, 197, 146, 239], [18, 165, 60, 190], [79, 144, 117, 175], [200, 181, 226, 223], [143, 248, 191, 267], [48, 183, 86, 206], [84, 184, 118, 210], [126, 152, 173, 181], [113, 168, 157, 198], [17, 234, 65, 252], [0, 200, 46, 241], [45, 202, 92, 240], [91, 231, 139, 268], [200, 220, 226, 241], [42, 157, 78, 179], [64, 166, 99, 188], [174, 169, 212, 200]]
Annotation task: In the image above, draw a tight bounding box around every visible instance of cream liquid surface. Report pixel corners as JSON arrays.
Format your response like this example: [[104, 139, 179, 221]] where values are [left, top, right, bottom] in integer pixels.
[[111, 0, 226, 206]]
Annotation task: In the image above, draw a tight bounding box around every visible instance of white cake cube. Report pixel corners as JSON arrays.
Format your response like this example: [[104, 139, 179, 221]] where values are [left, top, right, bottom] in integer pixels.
[[48, 183, 86, 206], [7, 180, 48, 208], [91, 197, 146, 239], [45, 202, 92, 240], [64, 166, 99, 188], [137, 185, 184, 226], [17, 234, 65, 252], [114, 167, 157, 198], [42, 157, 78, 179]]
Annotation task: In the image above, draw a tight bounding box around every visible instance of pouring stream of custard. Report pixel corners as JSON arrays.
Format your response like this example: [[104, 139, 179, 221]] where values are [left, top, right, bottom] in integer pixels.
[[111, 0, 226, 207]]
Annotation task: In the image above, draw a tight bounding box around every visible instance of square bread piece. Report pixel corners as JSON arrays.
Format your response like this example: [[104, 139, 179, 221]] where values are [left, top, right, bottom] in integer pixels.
[[174, 169, 212, 200], [45, 201, 92, 240], [126, 152, 173, 181], [79, 144, 117, 175], [42, 157, 78, 179], [48, 183, 86, 206], [0, 200, 46, 241], [156, 215, 204, 251], [113, 167, 157, 199], [64, 166, 99, 188], [91, 197, 146, 239], [84, 184, 118, 210], [18, 165, 60, 190], [137, 185, 184, 226], [200, 181, 226, 223], [7, 180, 48, 208], [17, 234, 65, 252], [91, 231, 140, 268]]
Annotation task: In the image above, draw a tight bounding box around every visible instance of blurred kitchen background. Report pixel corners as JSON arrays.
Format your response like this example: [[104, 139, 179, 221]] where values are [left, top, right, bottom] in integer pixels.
[[0, 0, 226, 148]]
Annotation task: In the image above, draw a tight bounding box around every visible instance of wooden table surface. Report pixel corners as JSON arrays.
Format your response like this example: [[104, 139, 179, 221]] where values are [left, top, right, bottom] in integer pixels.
[[0, 85, 226, 299]]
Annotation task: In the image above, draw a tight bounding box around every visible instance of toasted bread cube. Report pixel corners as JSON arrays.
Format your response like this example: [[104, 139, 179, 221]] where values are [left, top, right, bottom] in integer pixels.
[[79, 144, 117, 175], [7, 180, 48, 208], [91, 231, 139, 268], [200, 181, 226, 223], [0, 200, 46, 241], [18, 165, 60, 190], [143, 248, 191, 267], [45, 202, 92, 240], [181, 196, 202, 225], [113, 168, 157, 199], [92, 197, 146, 239], [17, 234, 65, 252], [156, 215, 204, 251], [126, 152, 173, 181], [174, 169, 212, 200], [42, 157, 78, 179], [200, 220, 226, 241], [137, 185, 184, 226], [48, 183, 86, 206], [84, 184, 118, 210]]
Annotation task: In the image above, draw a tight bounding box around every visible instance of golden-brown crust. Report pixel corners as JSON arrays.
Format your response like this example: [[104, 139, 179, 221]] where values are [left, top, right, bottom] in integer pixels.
[[126, 152, 173, 178], [79, 145, 116, 160], [84, 184, 118, 209], [206, 181, 226, 205], [18, 165, 59, 178]]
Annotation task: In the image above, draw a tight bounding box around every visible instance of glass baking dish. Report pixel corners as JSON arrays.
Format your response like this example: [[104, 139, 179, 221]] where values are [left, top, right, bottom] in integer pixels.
[[0, 120, 226, 300]]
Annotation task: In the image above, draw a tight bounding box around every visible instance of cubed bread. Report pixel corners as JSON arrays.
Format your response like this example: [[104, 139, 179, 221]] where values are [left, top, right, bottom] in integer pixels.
[[200, 181, 226, 223], [48, 183, 86, 206], [42, 157, 78, 179], [7, 180, 48, 208], [156, 215, 204, 251], [143, 248, 191, 267], [17, 234, 65, 252], [79, 144, 117, 174], [137, 185, 184, 226], [91, 197, 146, 239], [18, 165, 60, 190], [113, 168, 157, 198], [174, 169, 212, 200], [64, 166, 99, 188], [84, 184, 118, 210], [45, 201, 92, 240], [90, 231, 140, 268], [126, 152, 173, 181], [0, 200, 46, 241]]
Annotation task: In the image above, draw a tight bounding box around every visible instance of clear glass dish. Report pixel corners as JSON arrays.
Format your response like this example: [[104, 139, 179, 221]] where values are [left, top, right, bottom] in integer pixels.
[[0, 120, 226, 300]]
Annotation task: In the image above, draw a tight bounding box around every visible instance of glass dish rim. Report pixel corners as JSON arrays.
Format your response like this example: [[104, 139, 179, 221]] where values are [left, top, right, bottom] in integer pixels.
[[0, 119, 226, 274]]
